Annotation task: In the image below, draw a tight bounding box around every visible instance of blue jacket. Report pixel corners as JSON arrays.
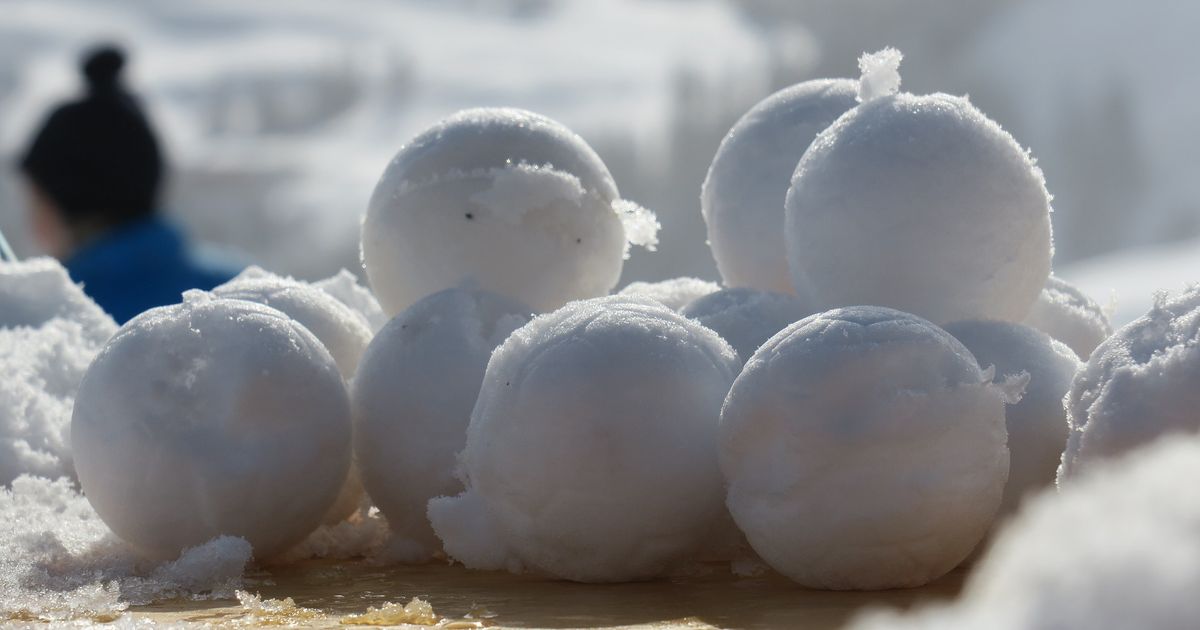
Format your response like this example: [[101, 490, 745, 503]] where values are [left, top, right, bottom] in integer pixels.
[[66, 217, 242, 323]]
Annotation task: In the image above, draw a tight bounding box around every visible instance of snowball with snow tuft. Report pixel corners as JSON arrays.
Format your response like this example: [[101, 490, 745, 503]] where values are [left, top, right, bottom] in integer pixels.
[[681, 287, 816, 363], [1022, 275, 1112, 359], [428, 296, 738, 582], [720, 307, 1012, 590]]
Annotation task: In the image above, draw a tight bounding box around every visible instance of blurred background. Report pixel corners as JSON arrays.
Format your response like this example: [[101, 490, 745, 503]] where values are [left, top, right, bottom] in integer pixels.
[[1, 0, 1192, 325]]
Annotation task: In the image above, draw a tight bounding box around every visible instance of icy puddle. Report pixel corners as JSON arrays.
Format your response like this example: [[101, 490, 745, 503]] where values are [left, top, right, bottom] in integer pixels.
[[125, 560, 966, 629]]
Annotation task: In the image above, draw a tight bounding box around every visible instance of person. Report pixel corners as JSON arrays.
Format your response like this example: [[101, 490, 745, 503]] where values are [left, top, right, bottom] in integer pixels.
[[18, 44, 241, 323]]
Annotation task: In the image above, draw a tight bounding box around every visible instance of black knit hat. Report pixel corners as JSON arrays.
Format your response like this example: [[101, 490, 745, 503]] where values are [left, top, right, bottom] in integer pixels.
[[20, 44, 163, 226]]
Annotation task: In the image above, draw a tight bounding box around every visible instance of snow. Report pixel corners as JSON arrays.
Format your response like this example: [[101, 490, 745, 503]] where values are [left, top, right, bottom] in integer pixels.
[[71, 292, 352, 561], [0, 257, 117, 345], [943, 320, 1079, 518], [680, 287, 816, 364], [848, 434, 1200, 630], [856, 48, 902, 102], [720, 307, 1013, 590], [429, 296, 738, 582], [1058, 239, 1199, 329], [1022, 275, 1112, 360], [701, 78, 858, 294], [351, 287, 532, 562], [785, 53, 1053, 325], [362, 107, 655, 315], [617, 276, 721, 311], [1059, 287, 1200, 482], [312, 269, 388, 334]]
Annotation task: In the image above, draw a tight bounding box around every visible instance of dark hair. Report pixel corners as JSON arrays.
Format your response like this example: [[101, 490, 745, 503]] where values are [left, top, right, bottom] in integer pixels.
[[20, 44, 163, 229]]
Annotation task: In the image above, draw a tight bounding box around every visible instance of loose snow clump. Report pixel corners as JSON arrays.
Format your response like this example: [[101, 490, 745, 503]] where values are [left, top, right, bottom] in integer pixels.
[[616, 276, 721, 311], [1059, 288, 1200, 481], [1, 258, 117, 485], [944, 320, 1080, 517], [362, 108, 657, 315], [71, 292, 352, 560], [849, 435, 1200, 630], [1023, 275, 1112, 359], [681, 287, 816, 363], [701, 78, 858, 293], [352, 288, 532, 562], [429, 296, 738, 582], [785, 50, 1053, 324], [856, 47, 903, 102], [720, 307, 1013, 590]]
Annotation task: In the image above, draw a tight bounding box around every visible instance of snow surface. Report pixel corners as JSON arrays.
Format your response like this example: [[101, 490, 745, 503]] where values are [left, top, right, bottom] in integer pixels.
[[849, 434, 1200, 630], [617, 276, 721, 311], [71, 292, 352, 560], [363, 107, 655, 315], [1022, 275, 1112, 360], [701, 78, 858, 294], [680, 287, 816, 364], [720, 307, 1013, 590], [352, 288, 531, 562], [1059, 287, 1200, 481], [429, 295, 739, 582], [785, 54, 1053, 325]]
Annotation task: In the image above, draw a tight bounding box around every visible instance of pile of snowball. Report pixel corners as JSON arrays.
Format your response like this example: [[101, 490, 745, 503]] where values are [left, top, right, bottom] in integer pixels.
[[5, 46, 1200, 624]]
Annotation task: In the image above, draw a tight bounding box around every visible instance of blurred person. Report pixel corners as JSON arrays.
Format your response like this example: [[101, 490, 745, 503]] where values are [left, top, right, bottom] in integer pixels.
[[18, 44, 241, 323]]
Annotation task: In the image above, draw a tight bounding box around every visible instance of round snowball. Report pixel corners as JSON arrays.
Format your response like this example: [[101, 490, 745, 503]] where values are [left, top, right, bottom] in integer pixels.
[[616, 276, 721, 311], [1023, 275, 1112, 360], [682, 287, 816, 363], [721, 306, 1011, 590], [944, 320, 1080, 516], [702, 79, 858, 293], [352, 288, 532, 561], [785, 92, 1052, 324], [363, 107, 654, 315], [1060, 289, 1200, 481], [71, 293, 352, 560], [428, 296, 739, 582]]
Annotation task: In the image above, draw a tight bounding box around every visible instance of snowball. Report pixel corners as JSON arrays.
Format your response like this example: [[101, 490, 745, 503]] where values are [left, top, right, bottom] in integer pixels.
[[701, 78, 858, 293], [1, 476, 252, 622], [943, 320, 1080, 517], [856, 47, 903, 102], [1, 257, 117, 346], [312, 270, 388, 334], [1059, 288, 1200, 481], [1023, 275, 1112, 359], [352, 288, 532, 562], [428, 296, 739, 582], [71, 292, 352, 560], [785, 52, 1053, 325], [681, 287, 816, 364], [362, 107, 657, 315], [848, 435, 1200, 630], [616, 276, 721, 311], [720, 306, 1012, 590]]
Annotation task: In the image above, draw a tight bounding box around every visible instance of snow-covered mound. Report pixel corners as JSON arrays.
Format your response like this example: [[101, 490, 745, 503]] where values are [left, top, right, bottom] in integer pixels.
[[1022, 275, 1112, 359], [0, 257, 117, 344], [617, 276, 721, 311], [681, 287, 816, 364], [429, 296, 738, 582], [785, 49, 1052, 324], [721, 306, 1014, 590], [352, 288, 532, 562]]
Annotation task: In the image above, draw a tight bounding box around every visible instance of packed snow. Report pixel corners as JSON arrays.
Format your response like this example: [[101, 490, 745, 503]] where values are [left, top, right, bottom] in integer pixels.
[[71, 292, 352, 560], [720, 307, 1015, 590], [943, 320, 1079, 518], [429, 296, 738, 582], [1022, 275, 1112, 359], [311, 269, 388, 333], [681, 287, 816, 363], [352, 287, 532, 562], [362, 107, 657, 315], [701, 78, 858, 294], [1059, 287, 1200, 481], [616, 276, 721, 311], [785, 50, 1053, 324]]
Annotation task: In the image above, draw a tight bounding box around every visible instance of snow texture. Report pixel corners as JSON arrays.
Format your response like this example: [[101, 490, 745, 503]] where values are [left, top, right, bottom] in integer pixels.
[[429, 296, 739, 582], [616, 276, 721, 311], [1023, 274, 1112, 359], [856, 48, 903, 102], [1, 476, 251, 623], [701, 78, 858, 293], [352, 288, 532, 562], [2, 258, 117, 486], [785, 52, 1053, 325], [681, 287, 817, 364], [362, 107, 657, 315], [71, 292, 352, 561], [312, 269, 389, 334], [943, 320, 1080, 518], [1059, 287, 1200, 481], [849, 434, 1200, 630], [720, 307, 1012, 590]]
